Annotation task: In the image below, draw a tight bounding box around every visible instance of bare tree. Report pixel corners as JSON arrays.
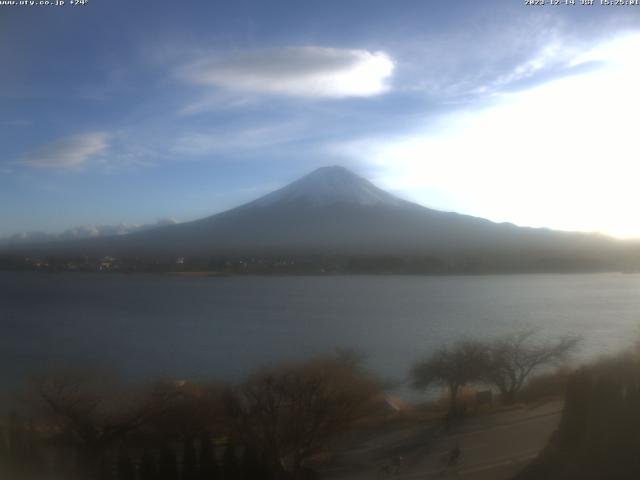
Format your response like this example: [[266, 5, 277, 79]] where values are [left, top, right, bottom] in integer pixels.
[[143, 380, 225, 442], [225, 355, 379, 479], [411, 340, 488, 417], [484, 328, 580, 404], [34, 373, 181, 478]]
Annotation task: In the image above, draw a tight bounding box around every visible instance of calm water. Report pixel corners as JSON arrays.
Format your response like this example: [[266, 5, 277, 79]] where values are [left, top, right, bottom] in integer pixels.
[[2, 272, 640, 400]]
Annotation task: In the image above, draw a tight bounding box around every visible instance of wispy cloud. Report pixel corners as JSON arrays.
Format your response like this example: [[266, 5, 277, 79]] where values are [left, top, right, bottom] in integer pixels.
[[172, 121, 306, 157], [333, 32, 640, 238], [178, 92, 260, 116], [395, 16, 615, 101], [179, 46, 394, 99], [19, 132, 110, 169]]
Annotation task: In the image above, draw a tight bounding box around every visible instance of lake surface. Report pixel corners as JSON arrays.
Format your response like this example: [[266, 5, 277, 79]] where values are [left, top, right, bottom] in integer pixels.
[[2, 272, 639, 401]]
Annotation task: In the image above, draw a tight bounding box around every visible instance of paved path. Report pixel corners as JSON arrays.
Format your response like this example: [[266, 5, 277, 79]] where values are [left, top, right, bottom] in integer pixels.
[[323, 401, 562, 480]]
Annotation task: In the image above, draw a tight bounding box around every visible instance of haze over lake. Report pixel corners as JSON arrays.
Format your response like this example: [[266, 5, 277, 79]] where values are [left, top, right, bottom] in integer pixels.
[[2, 272, 639, 400]]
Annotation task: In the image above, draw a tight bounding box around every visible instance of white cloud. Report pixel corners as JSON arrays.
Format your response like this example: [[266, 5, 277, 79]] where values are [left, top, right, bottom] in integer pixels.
[[19, 132, 110, 169], [178, 92, 260, 116], [180, 46, 394, 99], [1, 218, 179, 245], [335, 33, 640, 238]]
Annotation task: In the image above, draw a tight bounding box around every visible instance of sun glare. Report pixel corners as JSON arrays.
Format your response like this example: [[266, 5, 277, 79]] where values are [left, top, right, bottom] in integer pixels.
[[366, 33, 640, 238]]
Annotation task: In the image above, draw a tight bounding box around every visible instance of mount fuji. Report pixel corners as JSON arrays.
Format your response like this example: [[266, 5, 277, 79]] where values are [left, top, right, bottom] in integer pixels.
[[2, 166, 634, 272]]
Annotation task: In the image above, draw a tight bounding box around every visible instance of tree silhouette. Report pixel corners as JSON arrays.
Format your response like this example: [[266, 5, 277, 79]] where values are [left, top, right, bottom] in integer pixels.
[[158, 445, 179, 480], [98, 457, 114, 480], [225, 356, 378, 478], [411, 340, 488, 417], [516, 352, 640, 479], [5, 412, 32, 478], [0, 426, 8, 477], [35, 373, 180, 478], [182, 436, 197, 480], [198, 430, 219, 480], [221, 440, 239, 480], [485, 329, 580, 404], [240, 447, 264, 480], [23, 420, 45, 479], [117, 450, 136, 480], [8, 412, 26, 467], [139, 450, 158, 480]]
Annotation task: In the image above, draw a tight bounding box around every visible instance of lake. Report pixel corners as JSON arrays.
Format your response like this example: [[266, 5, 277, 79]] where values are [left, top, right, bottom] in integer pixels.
[[2, 272, 639, 401]]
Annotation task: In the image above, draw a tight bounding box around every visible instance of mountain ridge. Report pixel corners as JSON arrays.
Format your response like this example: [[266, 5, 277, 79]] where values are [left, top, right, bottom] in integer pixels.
[[1, 166, 637, 274]]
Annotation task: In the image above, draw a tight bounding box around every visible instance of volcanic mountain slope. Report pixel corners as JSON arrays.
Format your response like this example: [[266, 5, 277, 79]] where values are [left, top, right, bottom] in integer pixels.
[[3, 166, 635, 271]]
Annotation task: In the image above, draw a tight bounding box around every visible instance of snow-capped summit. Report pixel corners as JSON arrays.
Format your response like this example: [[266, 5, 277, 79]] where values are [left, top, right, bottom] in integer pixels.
[[250, 165, 406, 208]]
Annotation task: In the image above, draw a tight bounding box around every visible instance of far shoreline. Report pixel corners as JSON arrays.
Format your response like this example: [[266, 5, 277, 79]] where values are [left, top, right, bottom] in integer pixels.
[[1, 268, 638, 278]]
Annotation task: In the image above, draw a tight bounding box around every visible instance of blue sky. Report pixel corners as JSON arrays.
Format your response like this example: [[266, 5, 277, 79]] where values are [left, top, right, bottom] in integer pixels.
[[2, 0, 640, 239]]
